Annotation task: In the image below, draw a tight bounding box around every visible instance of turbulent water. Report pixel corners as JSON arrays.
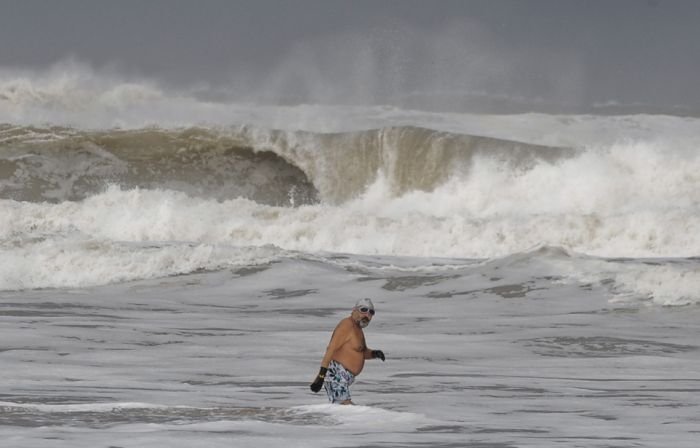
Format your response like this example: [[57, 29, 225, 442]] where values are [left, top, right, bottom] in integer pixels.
[[1, 75, 700, 447]]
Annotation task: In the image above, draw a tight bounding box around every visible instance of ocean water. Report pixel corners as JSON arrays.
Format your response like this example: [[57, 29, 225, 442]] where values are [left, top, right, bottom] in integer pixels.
[[1, 73, 700, 447]]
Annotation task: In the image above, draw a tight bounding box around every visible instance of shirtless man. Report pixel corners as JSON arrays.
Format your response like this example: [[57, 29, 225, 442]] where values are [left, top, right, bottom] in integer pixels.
[[309, 298, 385, 404]]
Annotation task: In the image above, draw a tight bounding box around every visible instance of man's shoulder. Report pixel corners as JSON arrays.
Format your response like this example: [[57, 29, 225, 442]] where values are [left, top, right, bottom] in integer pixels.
[[336, 316, 352, 327], [334, 317, 354, 332]]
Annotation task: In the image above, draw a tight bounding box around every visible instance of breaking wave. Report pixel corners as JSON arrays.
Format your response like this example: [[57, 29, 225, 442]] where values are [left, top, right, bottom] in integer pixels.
[[0, 124, 566, 205]]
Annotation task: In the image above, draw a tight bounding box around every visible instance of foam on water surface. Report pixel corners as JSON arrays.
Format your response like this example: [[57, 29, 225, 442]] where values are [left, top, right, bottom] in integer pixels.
[[1, 256, 699, 447]]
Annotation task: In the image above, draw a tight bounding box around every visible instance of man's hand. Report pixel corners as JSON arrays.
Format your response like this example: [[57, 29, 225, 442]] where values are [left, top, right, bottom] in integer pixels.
[[310, 366, 328, 393], [372, 350, 385, 361]]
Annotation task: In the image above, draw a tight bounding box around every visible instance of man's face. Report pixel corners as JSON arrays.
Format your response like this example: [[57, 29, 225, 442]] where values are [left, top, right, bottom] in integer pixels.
[[354, 306, 375, 328]]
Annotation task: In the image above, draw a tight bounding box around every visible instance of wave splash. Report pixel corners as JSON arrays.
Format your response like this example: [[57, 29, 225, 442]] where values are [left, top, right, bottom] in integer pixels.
[[2, 122, 700, 261], [0, 124, 567, 205], [2, 68, 700, 304]]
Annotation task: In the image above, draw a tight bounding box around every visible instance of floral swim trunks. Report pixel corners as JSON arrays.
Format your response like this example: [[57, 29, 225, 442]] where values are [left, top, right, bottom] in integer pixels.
[[324, 360, 356, 403]]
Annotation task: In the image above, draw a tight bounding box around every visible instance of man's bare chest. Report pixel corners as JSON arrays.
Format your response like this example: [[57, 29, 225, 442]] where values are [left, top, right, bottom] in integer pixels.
[[347, 328, 366, 353]]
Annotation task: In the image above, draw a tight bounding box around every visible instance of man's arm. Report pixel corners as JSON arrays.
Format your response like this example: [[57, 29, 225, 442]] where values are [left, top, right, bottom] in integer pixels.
[[320, 319, 352, 367], [310, 319, 352, 393], [364, 347, 385, 361]]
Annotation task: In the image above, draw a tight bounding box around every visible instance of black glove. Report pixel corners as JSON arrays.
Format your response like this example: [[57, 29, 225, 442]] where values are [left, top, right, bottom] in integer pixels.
[[372, 350, 385, 361], [310, 366, 328, 393]]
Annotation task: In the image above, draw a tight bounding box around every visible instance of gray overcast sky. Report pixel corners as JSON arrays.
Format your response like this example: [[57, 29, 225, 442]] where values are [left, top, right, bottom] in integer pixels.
[[2, 0, 700, 113]]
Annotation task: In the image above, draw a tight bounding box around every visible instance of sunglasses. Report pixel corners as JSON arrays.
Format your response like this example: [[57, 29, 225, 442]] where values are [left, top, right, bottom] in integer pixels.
[[358, 306, 375, 316]]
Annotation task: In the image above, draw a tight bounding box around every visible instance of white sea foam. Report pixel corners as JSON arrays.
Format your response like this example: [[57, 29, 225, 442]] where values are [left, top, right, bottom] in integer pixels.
[[0, 401, 174, 413], [0, 203, 279, 290], [2, 254, 698, 448], [2, 161, 699, 292], [4, 63, 700, 147], [291, 404, 434, 428], [551, 256, 700, 307], [2, 66, 700, 304]]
